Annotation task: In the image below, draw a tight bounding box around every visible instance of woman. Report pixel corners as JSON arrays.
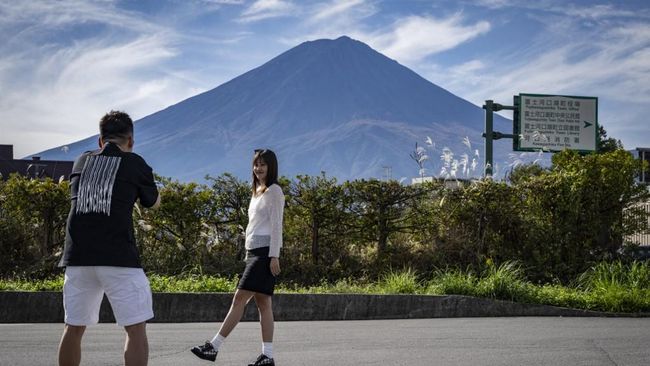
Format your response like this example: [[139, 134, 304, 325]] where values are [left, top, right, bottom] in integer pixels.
[[191, 149, 284, 366]]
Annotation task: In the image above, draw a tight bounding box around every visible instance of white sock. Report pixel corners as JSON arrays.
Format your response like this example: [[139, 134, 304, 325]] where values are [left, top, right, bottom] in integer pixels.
[[262, 342, 273, 358], [210, 334, 226, 351]]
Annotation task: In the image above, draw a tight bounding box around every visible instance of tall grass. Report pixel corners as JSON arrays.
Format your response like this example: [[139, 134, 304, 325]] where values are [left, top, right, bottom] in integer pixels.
[[1, 262, 648, 313], [427, 268, 477, 296], [376, 268, 422, 294], [475, 261, 534, 302], [577, 261, 650, 291], [427, 261, 534, 303], [575, 261, 650, 313]]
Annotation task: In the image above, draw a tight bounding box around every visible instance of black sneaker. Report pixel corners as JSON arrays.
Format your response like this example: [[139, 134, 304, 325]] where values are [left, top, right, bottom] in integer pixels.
[[191, 341, 218, 362], [248, 353, 275, 366]]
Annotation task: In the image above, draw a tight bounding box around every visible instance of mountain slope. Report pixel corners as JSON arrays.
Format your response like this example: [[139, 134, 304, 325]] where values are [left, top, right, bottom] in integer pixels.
[[31, 36, 512, 181]]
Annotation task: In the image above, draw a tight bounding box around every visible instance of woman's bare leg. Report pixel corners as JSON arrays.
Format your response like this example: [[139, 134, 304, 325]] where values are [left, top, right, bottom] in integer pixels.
[[217, 289, 255, 337]]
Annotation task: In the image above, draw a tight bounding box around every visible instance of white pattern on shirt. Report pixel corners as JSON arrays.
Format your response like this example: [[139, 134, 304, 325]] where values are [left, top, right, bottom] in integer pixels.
[[76, 155, 121, 216]]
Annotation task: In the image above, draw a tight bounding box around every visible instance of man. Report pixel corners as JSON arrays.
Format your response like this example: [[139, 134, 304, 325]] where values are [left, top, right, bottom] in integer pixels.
[[57, 111, 160, 366]]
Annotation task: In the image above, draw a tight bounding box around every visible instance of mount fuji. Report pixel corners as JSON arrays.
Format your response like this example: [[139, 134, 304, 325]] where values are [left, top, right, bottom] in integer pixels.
[[30, 36, 512, 182]]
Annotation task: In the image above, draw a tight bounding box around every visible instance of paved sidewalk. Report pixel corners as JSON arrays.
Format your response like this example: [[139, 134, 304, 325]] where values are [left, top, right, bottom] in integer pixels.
[[2, 317, 649, 365]]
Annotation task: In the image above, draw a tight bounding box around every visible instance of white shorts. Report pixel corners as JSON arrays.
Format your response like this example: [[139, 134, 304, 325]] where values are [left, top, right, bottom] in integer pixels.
[[63, 266, 153, 327]]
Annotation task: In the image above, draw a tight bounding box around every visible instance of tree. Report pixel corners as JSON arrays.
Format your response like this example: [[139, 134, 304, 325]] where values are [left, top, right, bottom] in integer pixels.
[[343, 179, 426, 256], [438, 179, 526, 270], [135, 176, 215, 274], [287, 173, 343, 264], [0, 174, 69, 276], [505, 163, 547, 185], [598, 125, 623, 153], [206, 173, 251, 263], [515, 149, 649, 281]]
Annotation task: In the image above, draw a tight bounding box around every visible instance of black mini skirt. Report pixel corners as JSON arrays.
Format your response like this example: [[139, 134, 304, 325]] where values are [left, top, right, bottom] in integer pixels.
[[237, 246, 276, 296]]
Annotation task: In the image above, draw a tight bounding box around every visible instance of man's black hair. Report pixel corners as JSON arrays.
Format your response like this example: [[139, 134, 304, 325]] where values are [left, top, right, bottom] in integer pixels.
[[100, 110, 133, 142]]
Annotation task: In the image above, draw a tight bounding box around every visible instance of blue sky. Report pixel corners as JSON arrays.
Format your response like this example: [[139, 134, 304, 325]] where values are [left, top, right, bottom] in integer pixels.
[[1, 0, 649, 158]]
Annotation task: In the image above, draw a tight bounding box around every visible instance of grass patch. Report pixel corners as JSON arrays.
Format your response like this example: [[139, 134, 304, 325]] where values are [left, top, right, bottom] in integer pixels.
[[279, 278, 374, 294], [475, 261, 536, 303], [2, 261, 649, 313], [0, 276, 64, 291], [148, 274, 238, 293], [574, 261, 650, 313], [376, 268, 423, 294], [424, 261, 650, 313], [0, 274, 238, 293], [426, 268, 477, 296]]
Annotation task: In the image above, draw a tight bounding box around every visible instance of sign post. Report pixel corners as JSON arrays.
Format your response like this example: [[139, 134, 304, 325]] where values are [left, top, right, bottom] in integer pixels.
[[482, 100, 515, 177], [482, 93, 598, 178]]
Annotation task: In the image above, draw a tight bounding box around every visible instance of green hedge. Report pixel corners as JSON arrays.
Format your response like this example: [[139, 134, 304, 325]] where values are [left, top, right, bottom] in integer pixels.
[[0, 149, 648, 284]]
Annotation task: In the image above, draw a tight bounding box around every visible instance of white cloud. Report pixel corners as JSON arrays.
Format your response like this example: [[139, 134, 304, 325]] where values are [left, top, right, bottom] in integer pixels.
[[0, 1, 209, 157], [471, 0, 519, 9], [366, 14, 491, 63], [239, 0, 297, 23], [0, 0, 162, 34], [275, 0, 376, 49], [451, 22, 650, 105], [201, 0, 245, 4], [450, 59, 485, 74], [0, 34, 205, 156], [563, 4, 638, 20], [2, 0, 649, 157], [417, 17, 650, 148], [480, 0, 649, 19], [311, 0, 367, 22], [447, 60, 486, 86]]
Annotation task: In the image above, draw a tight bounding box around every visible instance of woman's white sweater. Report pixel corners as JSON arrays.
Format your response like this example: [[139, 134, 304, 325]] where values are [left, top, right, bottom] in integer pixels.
[[245, 183, 284, 257]]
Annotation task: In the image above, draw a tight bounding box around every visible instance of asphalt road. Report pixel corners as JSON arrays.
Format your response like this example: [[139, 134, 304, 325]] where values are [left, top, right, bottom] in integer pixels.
[[1, 317, 649, 365]]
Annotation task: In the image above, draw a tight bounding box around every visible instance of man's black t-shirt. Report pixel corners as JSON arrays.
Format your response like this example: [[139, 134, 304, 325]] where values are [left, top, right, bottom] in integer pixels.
[[59, 143, 158, 268]]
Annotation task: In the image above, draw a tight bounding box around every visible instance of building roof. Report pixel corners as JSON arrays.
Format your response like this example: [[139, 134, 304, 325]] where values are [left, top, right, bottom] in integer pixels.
[[0, 144, 74, 181]]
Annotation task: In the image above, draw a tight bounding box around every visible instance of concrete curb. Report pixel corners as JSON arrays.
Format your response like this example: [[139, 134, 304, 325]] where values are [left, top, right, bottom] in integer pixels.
[[1, 292, 647, 323]]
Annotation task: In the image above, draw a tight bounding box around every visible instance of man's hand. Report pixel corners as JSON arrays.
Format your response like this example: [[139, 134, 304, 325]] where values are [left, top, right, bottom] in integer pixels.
[[270, 257, 281, 276]]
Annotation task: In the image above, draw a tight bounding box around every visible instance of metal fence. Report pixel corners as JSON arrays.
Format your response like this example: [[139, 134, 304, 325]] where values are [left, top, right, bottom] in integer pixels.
[[625, 202, 650, 247]]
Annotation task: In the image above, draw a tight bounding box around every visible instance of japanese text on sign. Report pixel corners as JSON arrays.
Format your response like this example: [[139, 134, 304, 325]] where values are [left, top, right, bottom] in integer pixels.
[[517, 94, 597, 152]]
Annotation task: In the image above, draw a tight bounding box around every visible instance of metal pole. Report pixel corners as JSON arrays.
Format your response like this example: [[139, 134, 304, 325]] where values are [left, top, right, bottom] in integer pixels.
[[640, 150, 643, 183], [483, 100, 494, 177]]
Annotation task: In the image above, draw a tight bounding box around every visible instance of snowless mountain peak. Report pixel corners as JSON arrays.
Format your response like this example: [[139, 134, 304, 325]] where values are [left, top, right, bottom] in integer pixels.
[[31, 36, 510, 181]]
